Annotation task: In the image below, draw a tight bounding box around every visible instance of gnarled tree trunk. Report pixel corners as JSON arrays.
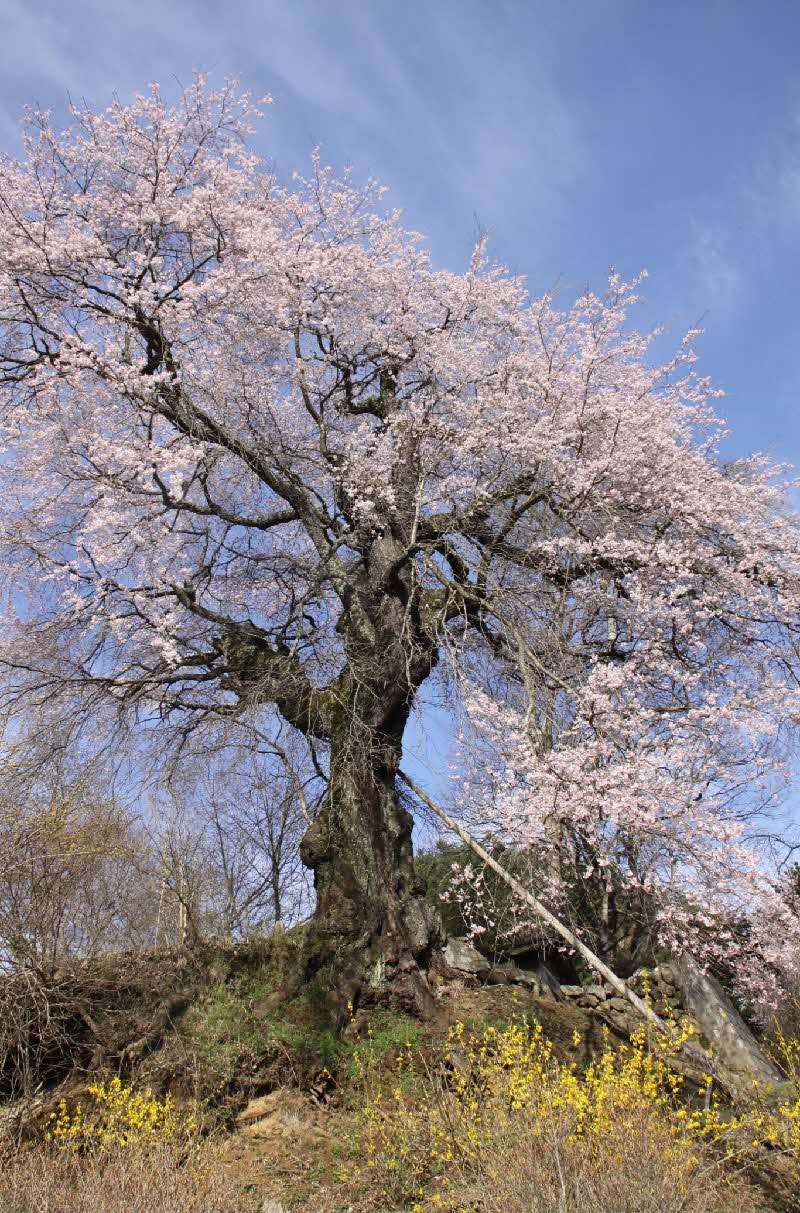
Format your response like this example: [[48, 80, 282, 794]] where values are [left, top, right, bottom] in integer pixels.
[[297, 564, 443, 1017], [300, 727, 440, 1017]]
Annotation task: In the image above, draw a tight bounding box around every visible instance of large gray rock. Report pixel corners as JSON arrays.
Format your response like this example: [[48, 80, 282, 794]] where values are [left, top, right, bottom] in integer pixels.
[[672, 954, 781, 1091], [443, 937, 487, 974]]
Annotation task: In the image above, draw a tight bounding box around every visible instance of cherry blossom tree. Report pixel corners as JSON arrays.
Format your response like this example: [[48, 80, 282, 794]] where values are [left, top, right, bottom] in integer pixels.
[[2, 78, 800, 1011]]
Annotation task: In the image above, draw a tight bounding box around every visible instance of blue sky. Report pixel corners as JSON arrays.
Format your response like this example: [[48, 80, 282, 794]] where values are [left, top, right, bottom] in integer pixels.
[[2, 0, 800, 804]]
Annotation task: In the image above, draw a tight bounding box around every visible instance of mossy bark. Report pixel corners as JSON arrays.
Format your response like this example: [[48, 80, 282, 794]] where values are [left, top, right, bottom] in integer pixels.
[[299, 714, 441, 1020], [222, 518, 448, 1020], [296, 541, 444, 1019]]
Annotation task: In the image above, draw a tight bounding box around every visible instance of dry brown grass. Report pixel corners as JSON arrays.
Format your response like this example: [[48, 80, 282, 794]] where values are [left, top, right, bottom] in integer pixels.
[[0, 1144, 258, 1213], [454, 1102, 765, 1213], [1, 999, 796, 1213]]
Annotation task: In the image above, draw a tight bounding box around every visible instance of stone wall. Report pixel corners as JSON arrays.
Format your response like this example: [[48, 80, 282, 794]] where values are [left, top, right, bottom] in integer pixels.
[[442, 939, 783, 1094]]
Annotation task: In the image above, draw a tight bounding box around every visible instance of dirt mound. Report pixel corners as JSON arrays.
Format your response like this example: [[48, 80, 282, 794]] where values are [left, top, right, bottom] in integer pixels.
[[0, 930, 617, 1145]]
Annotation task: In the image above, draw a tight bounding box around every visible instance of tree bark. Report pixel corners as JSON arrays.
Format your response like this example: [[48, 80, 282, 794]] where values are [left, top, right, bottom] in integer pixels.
[[295, 550, 443, 1018], [299, 709, 441, 1017]]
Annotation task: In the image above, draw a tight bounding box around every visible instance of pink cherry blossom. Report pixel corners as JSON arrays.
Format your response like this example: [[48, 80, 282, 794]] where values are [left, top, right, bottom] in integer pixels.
[[0, 79, 799, 1004]]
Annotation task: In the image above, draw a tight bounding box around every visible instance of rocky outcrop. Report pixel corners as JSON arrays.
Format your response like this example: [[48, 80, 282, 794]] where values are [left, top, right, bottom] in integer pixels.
[[672, 954, 781, 1092], [441, 940, 783, 1094], [442, 937, 486, 974], [442, 938, 558, 996]]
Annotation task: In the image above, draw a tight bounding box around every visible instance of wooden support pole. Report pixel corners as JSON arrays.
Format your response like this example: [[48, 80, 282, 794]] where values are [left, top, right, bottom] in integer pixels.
[[398, 768, 665, 1031]]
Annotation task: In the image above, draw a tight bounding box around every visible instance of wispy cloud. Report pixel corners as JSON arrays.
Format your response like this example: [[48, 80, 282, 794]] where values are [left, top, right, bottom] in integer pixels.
[[730, 98, 800, 237], [231, 1, 591, 254], [775, 105, 800, 227], [0, 0, 590, 271], [674, 98, 800, 326], [686, 221, 746, 319]]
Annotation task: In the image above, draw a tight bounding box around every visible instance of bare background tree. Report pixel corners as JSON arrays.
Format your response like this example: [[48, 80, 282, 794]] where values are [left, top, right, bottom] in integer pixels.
[[0, 713, 316, 972]]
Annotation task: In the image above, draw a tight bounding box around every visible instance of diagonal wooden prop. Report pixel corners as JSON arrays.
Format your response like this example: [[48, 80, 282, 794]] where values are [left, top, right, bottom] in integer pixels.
[[397, 768, 664, 1030]]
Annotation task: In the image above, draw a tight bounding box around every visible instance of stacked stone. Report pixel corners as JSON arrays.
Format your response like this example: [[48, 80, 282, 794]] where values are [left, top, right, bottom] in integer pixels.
[[559, 983, 607, 1010], [441, 940, 687, 1028], [558, 964, 685, 1028], [625, 964, 684, 1017]]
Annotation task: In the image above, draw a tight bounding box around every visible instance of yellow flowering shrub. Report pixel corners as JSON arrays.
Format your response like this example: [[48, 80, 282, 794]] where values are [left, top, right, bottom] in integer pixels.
[[341, 1015, 800, 1213], [771, 1018, 800, 1089], [47, 1076, 196, 1153]]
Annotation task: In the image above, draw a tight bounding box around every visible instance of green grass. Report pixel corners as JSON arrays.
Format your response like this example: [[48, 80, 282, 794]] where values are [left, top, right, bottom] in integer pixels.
[[172, 965, 425, 1115], [343, 1011, 422, 1081]]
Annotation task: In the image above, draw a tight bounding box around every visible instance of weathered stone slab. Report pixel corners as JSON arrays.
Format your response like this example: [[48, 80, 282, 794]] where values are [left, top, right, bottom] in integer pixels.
[[559, 984, 585, 999], [443, 937, 486, 974], [672, 954, 781, 1090]]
